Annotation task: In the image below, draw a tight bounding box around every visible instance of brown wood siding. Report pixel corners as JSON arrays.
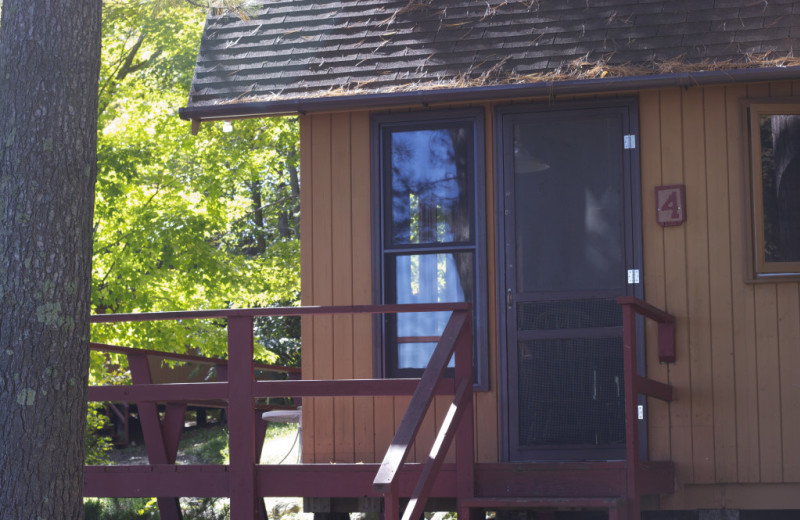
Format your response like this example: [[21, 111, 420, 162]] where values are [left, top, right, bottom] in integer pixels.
[[640, 81, 800, 509], [300, 105, 500, 465], [300, 81, 800, 508]]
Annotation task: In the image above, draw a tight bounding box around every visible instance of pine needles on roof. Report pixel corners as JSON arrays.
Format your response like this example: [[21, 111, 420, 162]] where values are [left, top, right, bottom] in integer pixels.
[[225, 51, 800, 106]]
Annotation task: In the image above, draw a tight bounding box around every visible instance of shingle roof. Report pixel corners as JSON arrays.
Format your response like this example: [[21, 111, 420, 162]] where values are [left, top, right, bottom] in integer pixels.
[[185, 0, 800, 110]]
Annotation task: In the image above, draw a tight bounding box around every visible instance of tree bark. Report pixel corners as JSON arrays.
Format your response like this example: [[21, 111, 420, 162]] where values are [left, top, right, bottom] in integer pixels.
[[0, 0, 102, 518], [250, 180, 267, 255]]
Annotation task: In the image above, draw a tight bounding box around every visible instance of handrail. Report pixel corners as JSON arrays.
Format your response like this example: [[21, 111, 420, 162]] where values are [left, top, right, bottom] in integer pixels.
[[90, 302, 471, 323], [90, 342, 301, 373], [402, 378, 471, 520], [617, 296, 676, 363], [373, 309, 474, 520], [617, 296, 675, 520], [373, 310, 468, 491], [85, 303, 474, 520]]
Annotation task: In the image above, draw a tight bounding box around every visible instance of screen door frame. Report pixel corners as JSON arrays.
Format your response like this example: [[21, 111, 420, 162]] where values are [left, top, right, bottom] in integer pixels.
[[494, 98, 646, 462]]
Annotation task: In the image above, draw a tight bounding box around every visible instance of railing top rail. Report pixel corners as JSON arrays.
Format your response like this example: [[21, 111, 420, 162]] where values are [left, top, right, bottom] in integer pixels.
[[89, 342, 301, 373], [616, 296, 674, 324], [90, 302, 472, 323], [618, 296, 676, 364]]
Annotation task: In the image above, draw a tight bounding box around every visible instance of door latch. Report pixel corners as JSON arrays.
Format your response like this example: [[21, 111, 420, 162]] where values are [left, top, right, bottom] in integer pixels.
[[506, 288, 513, 309]]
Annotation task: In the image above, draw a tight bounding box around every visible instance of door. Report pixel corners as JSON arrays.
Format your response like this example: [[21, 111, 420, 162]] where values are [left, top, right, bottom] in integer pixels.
[[498, 101, 642, 461]]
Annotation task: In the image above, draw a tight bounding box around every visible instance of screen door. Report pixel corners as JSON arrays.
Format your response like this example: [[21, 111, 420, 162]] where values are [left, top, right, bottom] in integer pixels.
[[499, 102, 642, 461]]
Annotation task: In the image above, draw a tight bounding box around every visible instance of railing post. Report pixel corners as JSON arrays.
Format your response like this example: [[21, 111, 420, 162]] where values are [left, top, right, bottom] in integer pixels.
[[453, 310, 476, 520], [228, 315, 258, 520], [621, 303, 640, 520], [128, 353, 184, 520], [384, 479, 401, 520]]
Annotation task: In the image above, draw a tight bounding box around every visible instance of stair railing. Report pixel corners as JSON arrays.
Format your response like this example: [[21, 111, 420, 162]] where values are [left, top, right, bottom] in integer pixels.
[[372, 309, 474, 520], [617, 296, 675, 520]]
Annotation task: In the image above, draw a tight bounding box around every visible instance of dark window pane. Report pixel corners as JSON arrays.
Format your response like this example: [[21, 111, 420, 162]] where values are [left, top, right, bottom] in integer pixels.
[[759, 114, 800, 263], [387, 126, 473, 246], [388, 252, 473, 369], [512, 117, 624, 293]]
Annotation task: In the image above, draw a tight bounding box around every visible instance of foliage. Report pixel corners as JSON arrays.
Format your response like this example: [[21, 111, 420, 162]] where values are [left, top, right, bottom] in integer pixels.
[[85, 405, 114, 465], [84, 421, 300, 518], [91, 0, 301, 380], [85, 496, 232, 520], [85, 497, 158, 520], [180, 424, 229, 464], [218, 421, 298, 464]]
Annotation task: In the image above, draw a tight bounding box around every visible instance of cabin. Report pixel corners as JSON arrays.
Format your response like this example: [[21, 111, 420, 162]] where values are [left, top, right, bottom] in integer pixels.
[[84, 1, 800, 519]]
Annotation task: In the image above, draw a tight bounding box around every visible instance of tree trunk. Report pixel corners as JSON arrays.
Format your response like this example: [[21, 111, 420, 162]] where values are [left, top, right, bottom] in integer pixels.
[[250, 180, 267, 255], [0, 0, 102, 518], [288, 162, 300, 238]]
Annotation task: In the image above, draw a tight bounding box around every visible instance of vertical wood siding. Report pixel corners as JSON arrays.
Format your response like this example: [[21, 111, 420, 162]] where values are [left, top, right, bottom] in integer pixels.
[[640, 81, 800, 509], [300, 82, 800, 507], [300, 107, 499, 464]]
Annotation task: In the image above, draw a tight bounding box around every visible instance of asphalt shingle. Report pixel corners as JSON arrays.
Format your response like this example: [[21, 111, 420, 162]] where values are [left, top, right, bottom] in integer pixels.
[[186, 0, 800, 107]]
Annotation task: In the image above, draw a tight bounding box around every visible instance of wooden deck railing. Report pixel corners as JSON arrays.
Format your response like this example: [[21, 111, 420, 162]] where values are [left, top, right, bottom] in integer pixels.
[[86, 304, 474, 520], [89, 342, 300, 448], [617, 296, 676, 519]]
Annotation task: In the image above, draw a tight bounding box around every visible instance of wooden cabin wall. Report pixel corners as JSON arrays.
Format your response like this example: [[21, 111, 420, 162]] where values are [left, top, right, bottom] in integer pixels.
[[299, 81, 800, 509], [299, 109, 500, 465], [640, 80, 800, 510]]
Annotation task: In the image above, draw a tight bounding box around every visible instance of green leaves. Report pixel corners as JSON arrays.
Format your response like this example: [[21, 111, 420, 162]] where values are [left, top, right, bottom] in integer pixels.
[[92, 1, 300, 371]]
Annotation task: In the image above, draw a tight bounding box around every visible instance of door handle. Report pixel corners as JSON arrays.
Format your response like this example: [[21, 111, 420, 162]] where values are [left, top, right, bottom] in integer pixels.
[[507, 288, 513, 309]]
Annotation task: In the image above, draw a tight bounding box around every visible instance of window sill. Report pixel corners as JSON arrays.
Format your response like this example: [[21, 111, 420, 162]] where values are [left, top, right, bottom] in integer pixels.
[[746, 272, 800, 284]]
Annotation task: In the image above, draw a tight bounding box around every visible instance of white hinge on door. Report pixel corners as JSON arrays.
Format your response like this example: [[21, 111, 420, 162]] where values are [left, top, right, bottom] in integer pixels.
[[624, 134, 636, 149], [627, 269, 640, 284]]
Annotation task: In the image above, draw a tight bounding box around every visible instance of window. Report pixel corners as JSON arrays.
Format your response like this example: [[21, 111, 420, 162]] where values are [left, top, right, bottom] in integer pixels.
[[747, 103, 800, 277], [373, 110, 487, 388]]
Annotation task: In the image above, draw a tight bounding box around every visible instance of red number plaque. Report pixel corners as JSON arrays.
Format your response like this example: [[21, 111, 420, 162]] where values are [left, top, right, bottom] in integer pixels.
[[655, 185, 685, 227]]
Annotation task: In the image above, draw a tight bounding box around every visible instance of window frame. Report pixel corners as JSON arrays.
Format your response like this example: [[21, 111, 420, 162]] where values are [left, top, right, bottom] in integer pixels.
[[746, 101, 800, 280], [371, 109, 489, 390]]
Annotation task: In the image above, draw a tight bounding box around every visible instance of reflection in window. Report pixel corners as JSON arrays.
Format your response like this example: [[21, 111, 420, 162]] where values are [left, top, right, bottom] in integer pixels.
[[512, 118, 624, 293], [759, 113, 800, 263], [389, 128, 472, 246], [377, 115, 484, 381]]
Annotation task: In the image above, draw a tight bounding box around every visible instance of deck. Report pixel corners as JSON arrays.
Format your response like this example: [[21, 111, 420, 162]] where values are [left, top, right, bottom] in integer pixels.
[[85, 300, 675, 520]]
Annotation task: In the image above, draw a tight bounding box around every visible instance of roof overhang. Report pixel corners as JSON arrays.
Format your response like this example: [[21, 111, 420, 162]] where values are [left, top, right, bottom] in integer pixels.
[[179, 65, 800, 126]]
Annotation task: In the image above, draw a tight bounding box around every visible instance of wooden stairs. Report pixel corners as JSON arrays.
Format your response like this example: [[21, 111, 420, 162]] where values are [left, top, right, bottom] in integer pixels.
[[375, 297, 676, 520], [455, 458, 675, 519]]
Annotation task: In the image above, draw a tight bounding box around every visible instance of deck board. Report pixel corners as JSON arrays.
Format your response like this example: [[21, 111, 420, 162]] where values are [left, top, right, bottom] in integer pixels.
[[87, 461, 675, 501]]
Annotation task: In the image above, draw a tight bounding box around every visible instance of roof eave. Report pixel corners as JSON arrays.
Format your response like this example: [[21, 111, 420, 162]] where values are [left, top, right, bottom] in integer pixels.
[[179, 66, 800, 122]]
